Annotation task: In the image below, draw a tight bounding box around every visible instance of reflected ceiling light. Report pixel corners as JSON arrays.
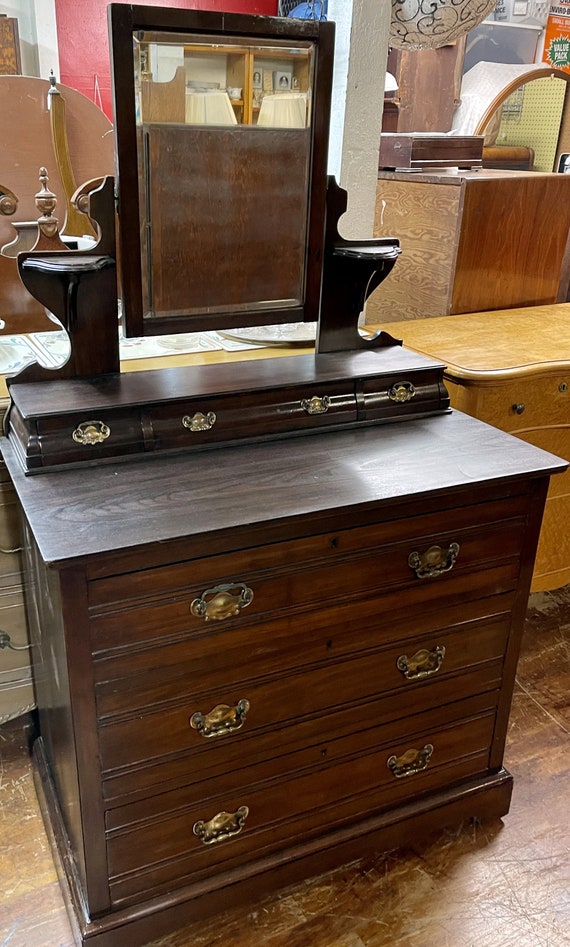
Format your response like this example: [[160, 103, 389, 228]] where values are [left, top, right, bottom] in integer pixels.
[[390, 0, 497, 50]]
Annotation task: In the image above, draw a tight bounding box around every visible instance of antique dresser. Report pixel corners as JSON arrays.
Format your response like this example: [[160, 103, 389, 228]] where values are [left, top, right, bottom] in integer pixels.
[[0, 7, 566, 947]]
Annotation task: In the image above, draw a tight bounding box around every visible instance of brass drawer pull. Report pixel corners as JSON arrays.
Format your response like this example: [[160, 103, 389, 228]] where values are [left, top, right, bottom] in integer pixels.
[[72, 420, 110, 446], [397, 645, 446, 680], [387, 744, 433, 779], [301, 395, 331, 415], [388, 381, 416, 403], [408, 542, 460, 579], [190, 582, 254, 622], [182, 411, 216, 432], [190, 699, 250, 738], [193, 805, 249, 845]]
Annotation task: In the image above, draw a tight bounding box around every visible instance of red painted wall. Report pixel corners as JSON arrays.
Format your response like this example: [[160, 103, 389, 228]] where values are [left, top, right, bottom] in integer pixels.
[[54, 0, 278, 119]]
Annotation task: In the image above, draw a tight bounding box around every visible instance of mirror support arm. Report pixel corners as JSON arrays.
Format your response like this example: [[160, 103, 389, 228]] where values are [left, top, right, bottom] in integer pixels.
[[316, 177, 402, 354]]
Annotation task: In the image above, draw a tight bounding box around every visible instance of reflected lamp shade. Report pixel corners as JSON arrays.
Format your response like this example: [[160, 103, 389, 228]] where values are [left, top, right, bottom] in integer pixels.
[[390, 0, 497, 50]]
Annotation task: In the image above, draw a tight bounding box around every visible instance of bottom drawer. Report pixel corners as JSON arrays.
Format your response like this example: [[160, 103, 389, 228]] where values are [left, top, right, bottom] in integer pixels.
[[106, 691, 496, 906]]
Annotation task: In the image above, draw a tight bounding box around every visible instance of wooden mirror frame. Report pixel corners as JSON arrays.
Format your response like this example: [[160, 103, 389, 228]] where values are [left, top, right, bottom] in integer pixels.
[[473, 66, 570, 172], [108, 3, 335, 338]]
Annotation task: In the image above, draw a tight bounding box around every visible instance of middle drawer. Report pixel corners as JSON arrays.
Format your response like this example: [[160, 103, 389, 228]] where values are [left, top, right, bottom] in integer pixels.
[[96, 607, 510, 784]]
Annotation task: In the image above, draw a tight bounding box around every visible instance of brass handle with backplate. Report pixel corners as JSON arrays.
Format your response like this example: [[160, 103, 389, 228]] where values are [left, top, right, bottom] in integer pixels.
[[190, 699, 250, 738], [408, 542, 460, 579], [182, 411, 216, 432], [190, 582, 254, 621], [387, 744, 433, 778], [72, 420, 111, 445], [193, 806, 249, 845], [397, 645, 446, 680], [301, 395, 331, 415], [388, 381, 416, 403]]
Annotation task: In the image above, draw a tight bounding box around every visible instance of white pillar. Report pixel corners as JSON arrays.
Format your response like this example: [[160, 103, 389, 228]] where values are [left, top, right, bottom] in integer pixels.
[[32, 0, 59, 79], [328, 0, 390, 238]]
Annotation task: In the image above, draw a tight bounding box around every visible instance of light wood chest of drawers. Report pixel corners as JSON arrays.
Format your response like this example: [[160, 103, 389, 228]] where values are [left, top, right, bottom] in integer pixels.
[[380, 305, 570, 591], [2, 410, 564, 946], [366, 169, 570, 324], [0, 409, 34, 724]]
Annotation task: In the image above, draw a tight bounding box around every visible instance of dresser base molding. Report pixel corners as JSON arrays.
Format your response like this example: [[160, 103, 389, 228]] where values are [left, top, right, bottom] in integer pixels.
[[34, 737, 513, 947]]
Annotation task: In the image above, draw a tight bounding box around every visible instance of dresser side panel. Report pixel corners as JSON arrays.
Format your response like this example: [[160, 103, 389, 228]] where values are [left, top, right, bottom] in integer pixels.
[[367, 179, 460, 323]]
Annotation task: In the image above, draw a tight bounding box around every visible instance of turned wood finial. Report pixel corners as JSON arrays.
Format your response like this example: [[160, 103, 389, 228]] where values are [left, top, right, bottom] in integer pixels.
[[33, 167, 67, 250], [36, 167, 58, 229]]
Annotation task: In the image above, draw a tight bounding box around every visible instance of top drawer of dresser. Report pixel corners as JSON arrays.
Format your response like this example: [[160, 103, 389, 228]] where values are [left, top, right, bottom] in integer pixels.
[[453, 372, 570, 432], [89, 492, 531, 641]]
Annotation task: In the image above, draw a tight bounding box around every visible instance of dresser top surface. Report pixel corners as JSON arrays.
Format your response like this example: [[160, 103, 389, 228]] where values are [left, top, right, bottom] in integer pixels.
[[379, 304, 570, 381], [1, 409, 565, 569], [377, 169, 570, 187]]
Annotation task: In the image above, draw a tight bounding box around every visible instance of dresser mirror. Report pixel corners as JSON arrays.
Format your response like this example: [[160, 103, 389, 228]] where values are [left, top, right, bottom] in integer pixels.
[[109, 5, 333, 338], [6, 5, 413, 475]]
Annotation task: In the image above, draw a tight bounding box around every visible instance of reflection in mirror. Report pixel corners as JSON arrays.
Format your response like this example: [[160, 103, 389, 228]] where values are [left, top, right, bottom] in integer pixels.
[[453, 63, 570, 173], [135, 32, 313, 324], [115, 19, 322, 336]]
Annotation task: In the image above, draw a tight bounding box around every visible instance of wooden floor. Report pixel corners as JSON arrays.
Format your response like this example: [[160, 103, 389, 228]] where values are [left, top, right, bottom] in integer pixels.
[[1, 586, 569, 947]]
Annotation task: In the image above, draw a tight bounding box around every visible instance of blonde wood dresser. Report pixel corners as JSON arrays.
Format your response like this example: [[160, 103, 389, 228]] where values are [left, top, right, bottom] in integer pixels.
[[377, 305, 570, 591], [366, 169, 570, 324]]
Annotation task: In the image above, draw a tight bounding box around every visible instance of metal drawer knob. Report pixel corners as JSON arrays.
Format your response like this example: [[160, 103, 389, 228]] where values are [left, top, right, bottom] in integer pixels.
[[408, 542, 460, 579], [512, 403, 526, 415], [190, 699, 250, 738], [397, 645, 446, 680], [72, 420, 110, 445], [193, 806, 249, 845], [190, 582, 253, 621], [387, 744, 433, 779]]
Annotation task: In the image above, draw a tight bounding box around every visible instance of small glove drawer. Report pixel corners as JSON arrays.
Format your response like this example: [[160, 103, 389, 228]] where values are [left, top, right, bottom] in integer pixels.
[[146, 381, 358, 449]]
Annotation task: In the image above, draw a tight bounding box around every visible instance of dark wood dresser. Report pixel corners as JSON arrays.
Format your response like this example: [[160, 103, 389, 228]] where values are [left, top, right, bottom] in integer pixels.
[[1, 8, 567, 945], [1, 410, 565, 946]]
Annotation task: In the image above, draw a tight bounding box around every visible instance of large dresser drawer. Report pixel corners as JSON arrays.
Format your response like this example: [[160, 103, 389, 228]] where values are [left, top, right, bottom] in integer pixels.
[[89, 492, 531, 617], [97, 607, 509, 785], [105, 692, 496, 906]]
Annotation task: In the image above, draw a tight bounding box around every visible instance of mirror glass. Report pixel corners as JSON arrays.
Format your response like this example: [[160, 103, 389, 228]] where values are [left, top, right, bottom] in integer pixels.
[[113, 13, 324, 338], [452, 62, 570, 173], [478, 75, 568, 172]]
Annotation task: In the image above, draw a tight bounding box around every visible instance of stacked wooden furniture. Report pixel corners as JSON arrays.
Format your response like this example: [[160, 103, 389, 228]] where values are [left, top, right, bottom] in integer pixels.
[[375, 305, 570, 593], [0, 7, 566, 947], [366, 168, 570, 324], [0, 437, 32, 724]]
